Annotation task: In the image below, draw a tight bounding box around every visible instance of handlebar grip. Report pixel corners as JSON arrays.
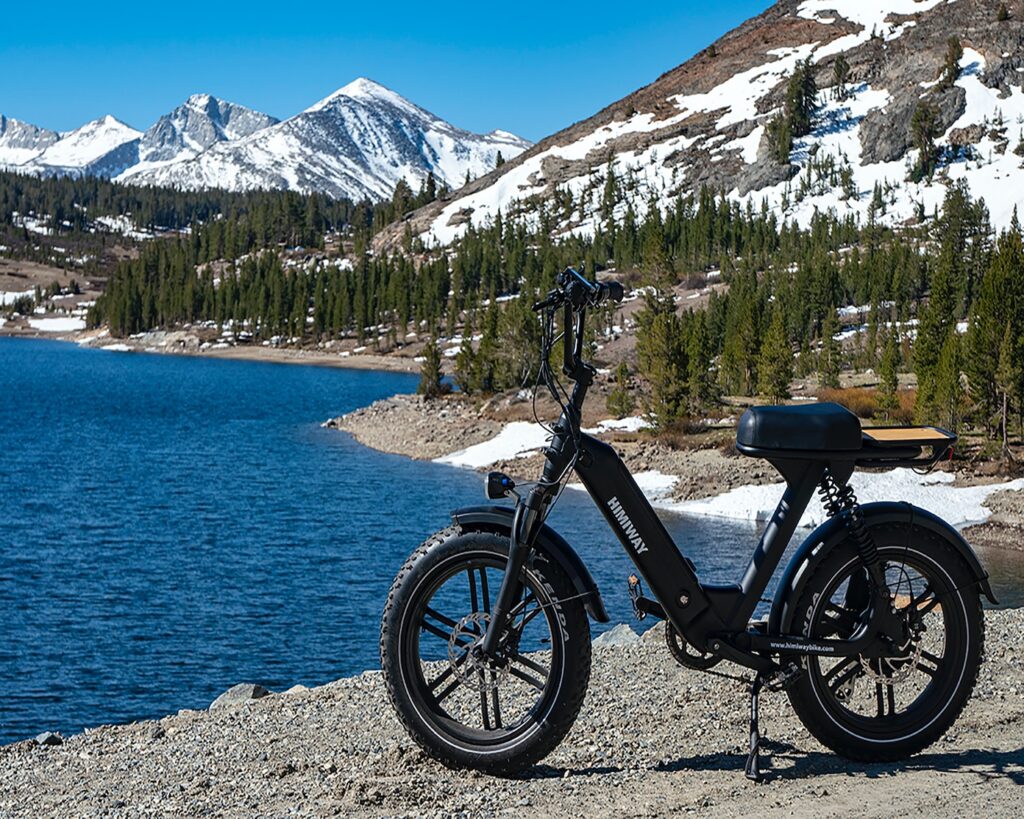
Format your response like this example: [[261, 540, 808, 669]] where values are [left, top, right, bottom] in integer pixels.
[[594, 281, 625, 306]]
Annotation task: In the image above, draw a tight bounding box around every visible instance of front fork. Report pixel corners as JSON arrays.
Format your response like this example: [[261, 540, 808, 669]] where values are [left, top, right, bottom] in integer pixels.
[[479, 486, 549, 657], [478, 416, 575, 658]]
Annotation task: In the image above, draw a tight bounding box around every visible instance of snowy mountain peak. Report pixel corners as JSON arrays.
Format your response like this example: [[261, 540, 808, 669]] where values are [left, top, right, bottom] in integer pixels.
[[124, 94, 279, 168], [0, 115, 60, 167], [2, 83, 529, 201], [128, 80, 531, 200], [306, 77, 423, 117], [186, 93, 215, 107]]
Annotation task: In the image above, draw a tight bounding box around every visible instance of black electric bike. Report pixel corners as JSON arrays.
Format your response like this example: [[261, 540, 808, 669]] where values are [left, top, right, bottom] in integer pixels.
[[381, 267, 991, 780]]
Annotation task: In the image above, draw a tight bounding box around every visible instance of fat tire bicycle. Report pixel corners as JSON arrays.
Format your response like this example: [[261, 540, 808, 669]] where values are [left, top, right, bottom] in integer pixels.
[[381, 267, 990, 780]]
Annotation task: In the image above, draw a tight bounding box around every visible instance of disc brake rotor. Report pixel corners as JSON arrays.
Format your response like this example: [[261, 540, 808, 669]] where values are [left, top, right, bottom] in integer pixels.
[[447, 612, 509, 692]]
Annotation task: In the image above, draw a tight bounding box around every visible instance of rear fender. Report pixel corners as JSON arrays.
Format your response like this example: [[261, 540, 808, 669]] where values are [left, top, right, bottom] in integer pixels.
[[769, 501, 997, 635], [451, 505, 610, 623]]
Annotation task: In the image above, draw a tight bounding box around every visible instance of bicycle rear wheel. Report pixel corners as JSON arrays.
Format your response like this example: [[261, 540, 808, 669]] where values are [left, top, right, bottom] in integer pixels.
[[787, 524, 984, 760]]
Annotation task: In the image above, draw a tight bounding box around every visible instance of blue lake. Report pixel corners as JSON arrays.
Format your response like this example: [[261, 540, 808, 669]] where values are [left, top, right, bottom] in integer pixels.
[[0, 338, 1020, 744]]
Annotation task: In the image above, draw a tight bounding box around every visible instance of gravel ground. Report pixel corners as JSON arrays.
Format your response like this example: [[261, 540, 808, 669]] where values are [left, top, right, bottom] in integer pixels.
[[2, 612, 1022, 818]]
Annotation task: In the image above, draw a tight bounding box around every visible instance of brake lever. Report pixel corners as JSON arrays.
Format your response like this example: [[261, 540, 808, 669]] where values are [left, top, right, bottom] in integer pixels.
[[532, 290, 562, 312]]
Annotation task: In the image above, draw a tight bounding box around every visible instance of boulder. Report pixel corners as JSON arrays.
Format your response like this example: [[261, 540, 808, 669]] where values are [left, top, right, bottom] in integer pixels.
[[593, 623, 641, 648], [209, 683, 271, 710], [34, 731, 63, 747]]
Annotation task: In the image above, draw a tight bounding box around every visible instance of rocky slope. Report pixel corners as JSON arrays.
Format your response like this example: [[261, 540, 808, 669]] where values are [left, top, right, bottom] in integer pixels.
[[2, 612, 1021, 817], [127, 94, 279, 169], [0, 115, 59, 166], [384, 0, 1024, 250]]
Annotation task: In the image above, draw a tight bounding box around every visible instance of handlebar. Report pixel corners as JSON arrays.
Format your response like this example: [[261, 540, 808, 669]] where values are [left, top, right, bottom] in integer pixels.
[[531, 267, 625, 312]]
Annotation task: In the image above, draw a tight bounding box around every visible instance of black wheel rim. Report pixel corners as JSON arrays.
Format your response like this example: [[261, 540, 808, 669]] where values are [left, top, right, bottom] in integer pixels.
[[805, 546, 968, 742], [401, 551, 564, 748]]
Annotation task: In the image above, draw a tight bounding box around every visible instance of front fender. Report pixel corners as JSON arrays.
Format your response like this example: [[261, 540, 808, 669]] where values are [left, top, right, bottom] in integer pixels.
[[451, 505, 610, 623], [769, 501, 997, 635]]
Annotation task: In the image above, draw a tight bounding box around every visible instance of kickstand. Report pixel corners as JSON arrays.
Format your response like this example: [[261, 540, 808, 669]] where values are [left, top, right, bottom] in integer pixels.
[[744, 673, 765, 782]]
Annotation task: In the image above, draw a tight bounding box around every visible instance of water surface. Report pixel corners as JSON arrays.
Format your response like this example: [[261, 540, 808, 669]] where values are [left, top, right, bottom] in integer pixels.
[[0, 338, 1018, 744]]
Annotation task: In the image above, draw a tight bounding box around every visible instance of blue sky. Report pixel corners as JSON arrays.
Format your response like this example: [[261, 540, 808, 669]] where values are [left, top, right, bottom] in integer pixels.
[[1, 1, 773, 141]]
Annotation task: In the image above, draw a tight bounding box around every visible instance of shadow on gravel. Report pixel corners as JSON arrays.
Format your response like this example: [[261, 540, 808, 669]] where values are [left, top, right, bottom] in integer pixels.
[[655, 742, 1024, 785]]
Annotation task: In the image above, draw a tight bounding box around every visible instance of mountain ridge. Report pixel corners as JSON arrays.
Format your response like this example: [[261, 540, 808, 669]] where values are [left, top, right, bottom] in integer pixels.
[[0, 80, 531, 202], [382, 0, 1024, 249]]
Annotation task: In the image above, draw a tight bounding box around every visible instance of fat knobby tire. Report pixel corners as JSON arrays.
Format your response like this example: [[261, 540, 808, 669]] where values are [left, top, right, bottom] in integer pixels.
[[786, 525, 985, 762], [380, 527, 592, 775]]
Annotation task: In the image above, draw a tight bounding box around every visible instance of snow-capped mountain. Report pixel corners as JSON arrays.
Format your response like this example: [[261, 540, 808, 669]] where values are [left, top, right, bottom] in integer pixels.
[[27, 115, 143, 178], [126, 94, 279, 170], [0, 115, 60, 166], [1, 82, 529, 202], [125, 79, 532, 201], [388, 0, 1024, 248]]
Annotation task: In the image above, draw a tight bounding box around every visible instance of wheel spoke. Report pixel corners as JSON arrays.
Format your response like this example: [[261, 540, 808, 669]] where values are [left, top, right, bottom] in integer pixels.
[[420, 616, 472, 649], [468, 570, 479, 618], [821, 603, 860, 638], [916, 649, 941, 678], [511, 652, 549, 678], [420, 620, 454, 643], [490, 682, 502, 729], [823, 656, 860, 691], [424, 605, 458, 629], [508, 664, 545, 691], [875, 681, 895, 717], [509, 591, 537, 620], [480, 568, 491, 614], [911, 584, 940, 615], [434, 675, 462, 704], [428, 666, 454, 692], [479, 674, 491, 729]]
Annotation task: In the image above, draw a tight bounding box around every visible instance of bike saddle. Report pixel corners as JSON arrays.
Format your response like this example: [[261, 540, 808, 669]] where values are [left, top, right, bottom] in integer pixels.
[[736, 402, 861, 453]]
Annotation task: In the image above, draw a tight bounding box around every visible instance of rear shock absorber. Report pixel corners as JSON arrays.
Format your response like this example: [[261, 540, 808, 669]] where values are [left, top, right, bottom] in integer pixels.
[[818, 471, 880, 570]]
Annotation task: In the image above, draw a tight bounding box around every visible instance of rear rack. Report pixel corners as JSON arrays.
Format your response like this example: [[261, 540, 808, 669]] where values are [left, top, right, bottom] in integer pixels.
[[734, 425, 957, 469], [857, 425, 956, 469]]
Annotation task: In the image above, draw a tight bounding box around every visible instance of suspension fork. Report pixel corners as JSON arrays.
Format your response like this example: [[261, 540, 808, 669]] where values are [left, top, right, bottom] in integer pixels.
[[479, 485, 549, 656], [479, 407, 579, 657]]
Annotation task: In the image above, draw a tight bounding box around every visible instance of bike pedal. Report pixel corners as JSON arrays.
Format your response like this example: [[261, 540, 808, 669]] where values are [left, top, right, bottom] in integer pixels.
[[627, 575, 645, 621]]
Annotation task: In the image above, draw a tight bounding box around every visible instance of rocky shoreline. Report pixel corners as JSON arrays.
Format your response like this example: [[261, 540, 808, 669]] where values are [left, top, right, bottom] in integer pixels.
[[0, 326, 424, 374], [326, 393, 1024, 550], [2, 613, 1022, 817]]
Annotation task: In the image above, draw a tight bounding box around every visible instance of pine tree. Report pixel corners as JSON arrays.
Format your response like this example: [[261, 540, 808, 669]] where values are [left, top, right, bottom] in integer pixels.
[[606, 362, 636, 419], [818, 311, 841, 389], [998, 3, 1010, 21], [911, 101, 941, 180], [996, 323, 1018, 459], [687, 310, 715, 409], [878, 331, 900, 420], [757, 307, 793, 404], [417, 337, 446, 398], [933, 331, 963, 430], [832, 55, 850, 101], [941, 36, 964, 89], [453, 316, 477, 395]]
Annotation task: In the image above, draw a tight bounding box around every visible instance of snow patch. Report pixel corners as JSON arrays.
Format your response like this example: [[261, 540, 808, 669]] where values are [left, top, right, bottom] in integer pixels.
[[28, 317, 86, 332], [435, 422, 552, 469], [671, 469, 1024, 530]]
